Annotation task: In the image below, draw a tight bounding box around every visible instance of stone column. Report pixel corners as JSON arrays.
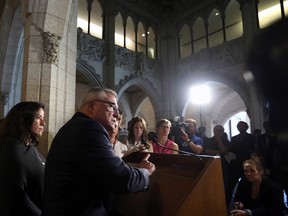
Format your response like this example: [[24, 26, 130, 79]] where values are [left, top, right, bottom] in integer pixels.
[[157, 12, 179, 119], [241, 0, 265, 130], [240, 0, 259, 46], [247, 81, 265, 130], [0, 1, 14, 117], [102, 0, 116, 89], [22, 0, 78, 156]]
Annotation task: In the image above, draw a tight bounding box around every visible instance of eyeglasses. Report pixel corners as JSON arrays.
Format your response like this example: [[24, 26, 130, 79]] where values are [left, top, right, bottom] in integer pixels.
[[92, 99, 119, 112]]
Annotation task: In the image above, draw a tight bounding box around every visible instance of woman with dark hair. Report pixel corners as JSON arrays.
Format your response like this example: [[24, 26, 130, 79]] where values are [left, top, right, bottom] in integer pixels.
[[127, 116, 153, 152], [0, 101, 46, 216]]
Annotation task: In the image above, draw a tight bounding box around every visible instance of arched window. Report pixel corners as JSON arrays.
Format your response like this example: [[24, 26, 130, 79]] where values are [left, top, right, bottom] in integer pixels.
[[225, 0, 243, 41], [208, 9, 223, 47], [285, 0, 288, 16], [137, 22, 146, 53], [147, 27, 156, 59], [115, 13, 124, 47], [179, 24, 191, 58], [193, 17, 207, 53], [77, 0, 103, 39], [258, 0, 282, 29], [126, 17, 135, 51], [77, 0, 89, 34]]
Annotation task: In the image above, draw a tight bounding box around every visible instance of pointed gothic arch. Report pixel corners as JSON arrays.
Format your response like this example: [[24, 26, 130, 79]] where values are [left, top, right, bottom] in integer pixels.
[[117, 77, 162, 121], [76, 60, 103, 86]]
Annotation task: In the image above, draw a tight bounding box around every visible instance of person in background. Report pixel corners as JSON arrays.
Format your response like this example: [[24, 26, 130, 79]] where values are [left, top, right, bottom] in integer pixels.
[[108, 115, 128, 158], [0, 102, 46, 216], [204, 125, 230, 156], [253, 129, 262, 149], [196, 126, 208, 140], [42, 87, 155, 216], [117, 109, 129, 145], [228, 121, 255, 205], [127, 116, 153, 152], [255, 121, 277, 179], [230, 121, 255, 160], [151, 119, 179, 154], [230, 156, 284, 216], [176, 118, 204, 154], [204, 124, 231, 204]]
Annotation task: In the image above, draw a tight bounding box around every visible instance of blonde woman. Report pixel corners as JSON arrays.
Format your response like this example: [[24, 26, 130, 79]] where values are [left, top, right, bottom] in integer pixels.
[[152, 119, 179, 154]]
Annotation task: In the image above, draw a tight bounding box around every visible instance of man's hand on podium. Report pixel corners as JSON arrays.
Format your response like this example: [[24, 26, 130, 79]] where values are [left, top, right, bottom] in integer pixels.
[[136, 154, 156, 176]]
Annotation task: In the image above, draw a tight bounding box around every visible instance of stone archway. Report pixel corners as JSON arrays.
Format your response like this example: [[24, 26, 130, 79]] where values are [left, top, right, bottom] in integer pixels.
[[178, 71, 250, 137], [117, 77, 163, 132], [75, 60, 103, 110], [0, 5, 24, 116]]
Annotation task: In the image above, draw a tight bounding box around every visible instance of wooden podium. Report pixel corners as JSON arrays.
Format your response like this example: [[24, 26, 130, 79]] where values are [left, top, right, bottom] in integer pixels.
[[115, 152, 227, 216]]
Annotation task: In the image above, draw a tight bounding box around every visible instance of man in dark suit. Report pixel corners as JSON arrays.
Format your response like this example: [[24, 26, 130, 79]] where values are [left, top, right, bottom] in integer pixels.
[[42, 87, 155, 216], [228, 121, 255, 203]]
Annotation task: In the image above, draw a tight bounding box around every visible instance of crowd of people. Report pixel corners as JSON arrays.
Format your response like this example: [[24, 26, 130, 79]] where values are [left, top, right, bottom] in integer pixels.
[[1, 17, 288, 216], [1, 98, 285, 216], [0, 88, 156, 216]]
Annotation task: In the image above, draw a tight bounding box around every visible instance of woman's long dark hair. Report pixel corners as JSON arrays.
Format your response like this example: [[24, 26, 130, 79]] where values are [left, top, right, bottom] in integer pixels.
[[127, 116, 148, 143], [0, 101, 45, 146]]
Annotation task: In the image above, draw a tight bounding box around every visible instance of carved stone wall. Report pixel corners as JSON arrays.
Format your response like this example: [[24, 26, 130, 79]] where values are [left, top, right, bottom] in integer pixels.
[[0, 91, 9, 105], [178, 38, 247, 75], [77, 29, 160, 92], [77, 28, 106, 62], [41, 31, 62, 65], [115, 47, 158, 75]]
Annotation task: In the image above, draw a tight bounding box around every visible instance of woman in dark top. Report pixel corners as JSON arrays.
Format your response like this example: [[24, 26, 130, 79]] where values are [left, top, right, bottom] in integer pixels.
[[231, 156, 284, 216], [0, 102, 46, 216]]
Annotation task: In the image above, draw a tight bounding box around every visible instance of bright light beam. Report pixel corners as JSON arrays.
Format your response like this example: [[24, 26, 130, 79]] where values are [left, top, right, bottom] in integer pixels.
[[190, 85, 211, 104]]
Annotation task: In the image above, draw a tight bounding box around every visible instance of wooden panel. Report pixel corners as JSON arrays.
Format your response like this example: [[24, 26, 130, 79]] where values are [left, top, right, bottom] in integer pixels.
[[116, 153, 227, 216], [176, 158, 227, 215]]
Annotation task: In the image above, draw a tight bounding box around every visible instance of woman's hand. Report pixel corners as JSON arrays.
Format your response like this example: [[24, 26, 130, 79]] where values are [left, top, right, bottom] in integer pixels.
[[233, 202, 244, 210], [230, 209, 247, 216], [230, 202, 250, 216]]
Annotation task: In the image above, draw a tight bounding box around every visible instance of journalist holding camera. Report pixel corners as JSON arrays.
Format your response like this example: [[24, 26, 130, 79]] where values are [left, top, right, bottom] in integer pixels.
[[172, 118, 204, 154]]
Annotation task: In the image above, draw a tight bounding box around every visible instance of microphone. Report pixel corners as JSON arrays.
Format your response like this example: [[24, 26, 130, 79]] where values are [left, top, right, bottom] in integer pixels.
[[141, 139, 150, 150], [148, 131, 158, 142], [147, 131, 204, 166], [148, 131, 195, 155]]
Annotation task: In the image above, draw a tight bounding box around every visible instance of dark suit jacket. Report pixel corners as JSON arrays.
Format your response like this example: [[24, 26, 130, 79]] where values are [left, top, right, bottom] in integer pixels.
[[256, 134, 276, 172], [0, 139, 45, 216], [42, 112, 150, 216], [230, 132, 255, 162]]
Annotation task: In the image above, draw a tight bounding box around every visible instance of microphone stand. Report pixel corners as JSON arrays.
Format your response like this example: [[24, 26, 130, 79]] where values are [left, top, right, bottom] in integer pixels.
[[140, 139, 151, 151], [150, 137, 203, 163]]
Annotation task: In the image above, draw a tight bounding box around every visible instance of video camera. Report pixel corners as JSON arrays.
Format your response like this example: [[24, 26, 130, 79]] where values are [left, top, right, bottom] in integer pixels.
[[169, 116, 189, 138]]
